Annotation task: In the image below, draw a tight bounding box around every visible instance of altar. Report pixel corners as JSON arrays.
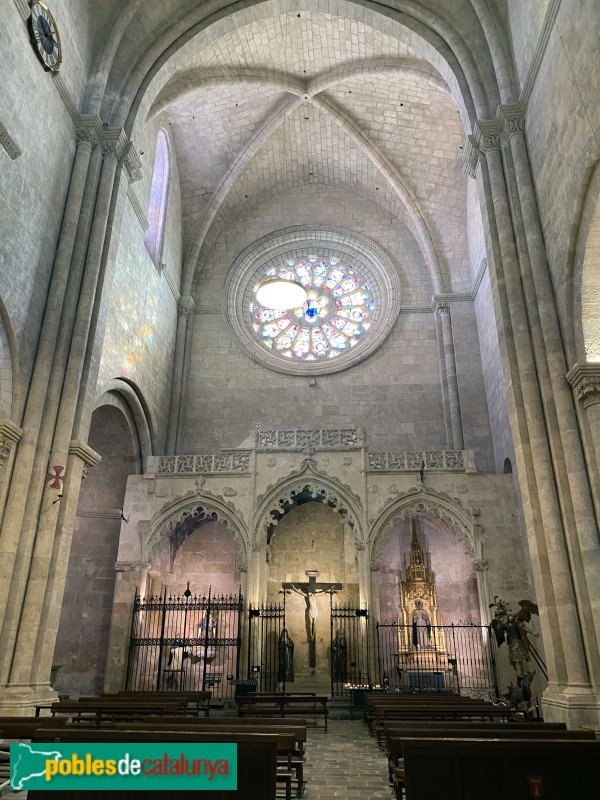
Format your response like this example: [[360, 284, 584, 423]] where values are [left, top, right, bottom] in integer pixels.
[[395, 520, 452, 690]]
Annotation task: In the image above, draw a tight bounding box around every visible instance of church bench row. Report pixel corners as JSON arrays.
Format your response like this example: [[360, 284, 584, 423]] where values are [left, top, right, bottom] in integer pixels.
[[47, 701, 187, 726], [368, 700, 510, 739], [399, 737, 600, 800], [384, 727, 595, 789], [108, 690, 212, 716], [236, 694, 329, 731], [28, 728, 282, 800], [0, 716, 69, 740], [362, 692, 491, 729], [114, 720, 306, 798]]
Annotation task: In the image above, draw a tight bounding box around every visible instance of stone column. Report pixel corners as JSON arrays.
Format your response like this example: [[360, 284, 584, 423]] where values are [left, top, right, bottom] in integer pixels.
[[471, 128, 594, 723], [0, 419, 22, 508], [567, 364, 600, 509], [502, 109, 600, 695], [369, 564, 381, 684], [472, 556, 491, 630], [166, 297, 195, 454], [104, 562, 149, 693], [0, 121, 103, 700], [435, 301, 464, 449], [355, 541, 370, 612]]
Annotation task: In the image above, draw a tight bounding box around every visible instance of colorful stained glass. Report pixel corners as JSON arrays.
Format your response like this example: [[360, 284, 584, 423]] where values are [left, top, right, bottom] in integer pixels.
[[251, 256, 374, 361]]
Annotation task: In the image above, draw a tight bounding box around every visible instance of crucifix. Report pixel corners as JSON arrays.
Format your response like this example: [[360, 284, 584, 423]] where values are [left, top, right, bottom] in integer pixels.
[[283, 571, 342, 671]]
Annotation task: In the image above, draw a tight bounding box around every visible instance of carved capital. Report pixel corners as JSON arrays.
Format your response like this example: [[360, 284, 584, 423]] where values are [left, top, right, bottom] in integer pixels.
[[355, 540, 366, 551], [100, 128, 129, 164], [473, 120, 503, 157], [566, 363, 600, 409], [0, 419, 23, 467], [178, 297, 196, 318], [435, 301, 450, 316], [115, 561, 149, 573], [76, 118, 102, 150], [497, 103, 527, 140], [69, 440, 101, 480], [472, 559, 489, 572]]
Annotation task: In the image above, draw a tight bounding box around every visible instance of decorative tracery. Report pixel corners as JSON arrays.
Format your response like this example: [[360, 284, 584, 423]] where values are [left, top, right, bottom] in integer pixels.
[[250, 256, 374, 361]]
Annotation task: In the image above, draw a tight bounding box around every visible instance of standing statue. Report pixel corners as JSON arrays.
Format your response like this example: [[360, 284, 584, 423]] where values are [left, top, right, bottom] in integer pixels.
[[412, 600, 432, 649], [277, 628, 295, 683], [332, 628, 348, 681]]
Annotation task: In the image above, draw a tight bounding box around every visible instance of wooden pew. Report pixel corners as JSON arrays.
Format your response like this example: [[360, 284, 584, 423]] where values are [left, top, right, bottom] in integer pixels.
[[386, 727, 595, 792], [48, 700, 183, 726], [363, 693, 485, 732], [401, 737, 600, 800], [118, 721, 303, 799], [372, 701, 511, 742], [29, 728, 278, 800], [237, 694, 329, 731], [112, 690, 212, 716], [0, 715, 68, 740]]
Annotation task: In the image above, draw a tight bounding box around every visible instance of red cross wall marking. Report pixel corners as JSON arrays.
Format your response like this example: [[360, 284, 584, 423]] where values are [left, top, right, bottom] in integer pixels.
[[46, 465, 65, 490]]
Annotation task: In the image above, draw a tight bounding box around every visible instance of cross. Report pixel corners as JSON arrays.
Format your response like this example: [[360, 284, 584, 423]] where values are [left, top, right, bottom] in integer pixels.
[[46, 465, 65, 490], [283, 570, 342, 670]]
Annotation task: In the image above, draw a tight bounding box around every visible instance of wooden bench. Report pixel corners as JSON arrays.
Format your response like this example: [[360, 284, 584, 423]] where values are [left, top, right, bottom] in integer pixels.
[[363, 693, 487, 733], [401, 737, 600, 799], [48, 701, 183, 726], [371, 701, 510, 742], [29, 727, 279, 800], [110, 691, 212, 716], [386, 726, 595, 793], [119, 721, 305, 798], [237, 694, 329, 732], [0, 715, 68, 740]]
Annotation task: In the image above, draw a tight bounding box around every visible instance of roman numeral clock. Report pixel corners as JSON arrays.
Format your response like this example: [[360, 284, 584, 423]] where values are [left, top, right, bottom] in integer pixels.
[[29, 1, 62, 72]]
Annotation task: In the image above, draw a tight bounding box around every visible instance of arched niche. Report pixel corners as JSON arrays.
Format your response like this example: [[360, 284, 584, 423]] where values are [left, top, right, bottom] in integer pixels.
[[375, 515, 480, 626], [54, 403, 140, 696], [575, 163, 600, 363], [150, 518, 242, 598], [0, 295, 20, 421], [253, 461, 366, 552], [147, 495, 249, 581]]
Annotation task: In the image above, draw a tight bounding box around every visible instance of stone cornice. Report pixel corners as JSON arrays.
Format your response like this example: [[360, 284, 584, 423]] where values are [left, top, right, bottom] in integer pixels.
[[0, 419, 23, 467], [566, 363, 600, 408]]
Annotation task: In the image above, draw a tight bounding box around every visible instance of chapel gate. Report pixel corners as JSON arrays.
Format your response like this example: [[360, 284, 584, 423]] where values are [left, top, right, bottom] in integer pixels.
[[330, 603, 370, 696], [377, 619, 500, 698], [246, 601, 286, 692], [125, 586, 243, 699]]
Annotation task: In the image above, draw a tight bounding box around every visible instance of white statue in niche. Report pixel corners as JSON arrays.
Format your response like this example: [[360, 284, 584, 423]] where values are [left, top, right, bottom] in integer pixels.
[[412, 600, 432, 649]]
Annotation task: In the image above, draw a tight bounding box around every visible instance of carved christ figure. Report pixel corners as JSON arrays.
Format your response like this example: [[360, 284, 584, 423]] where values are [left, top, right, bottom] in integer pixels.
[[290, 585, 328, 641]]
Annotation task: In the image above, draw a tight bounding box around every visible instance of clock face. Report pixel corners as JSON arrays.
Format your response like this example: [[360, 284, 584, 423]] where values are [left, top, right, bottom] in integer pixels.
[[30, 2, 62, 71]]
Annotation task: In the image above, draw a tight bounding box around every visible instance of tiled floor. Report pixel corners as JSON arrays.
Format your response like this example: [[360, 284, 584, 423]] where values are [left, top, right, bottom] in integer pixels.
[[302, 719, 393, 799]]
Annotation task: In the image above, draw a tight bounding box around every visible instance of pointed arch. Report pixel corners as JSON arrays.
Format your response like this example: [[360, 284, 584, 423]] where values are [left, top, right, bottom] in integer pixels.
[[147, 492, 248, 570], [370, 486, 479, 569], [252, 460, 366, 550]]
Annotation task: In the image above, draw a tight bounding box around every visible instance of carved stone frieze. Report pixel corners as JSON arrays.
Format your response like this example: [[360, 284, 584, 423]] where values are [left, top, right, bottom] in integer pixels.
[[566, 363, 600, 409], [257, 428, 364, 451], [368, 450, 471, 472], [157, 453, 251, 474]]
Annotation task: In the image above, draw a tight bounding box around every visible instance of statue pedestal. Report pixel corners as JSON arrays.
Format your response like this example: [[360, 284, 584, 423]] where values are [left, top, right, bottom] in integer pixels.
[[396, 648, 451, 691]]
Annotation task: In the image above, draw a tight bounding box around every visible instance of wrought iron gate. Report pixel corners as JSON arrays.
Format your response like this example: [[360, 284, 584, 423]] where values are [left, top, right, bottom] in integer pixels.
[[125, 586, 243, 699], [377, 618, 500, 698], [330, 604, 370, 696], [247, 602, 286, 692]]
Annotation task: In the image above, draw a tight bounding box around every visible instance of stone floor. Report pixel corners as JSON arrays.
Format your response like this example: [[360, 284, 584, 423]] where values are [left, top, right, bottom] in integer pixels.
[[302, 719, 393, 799]]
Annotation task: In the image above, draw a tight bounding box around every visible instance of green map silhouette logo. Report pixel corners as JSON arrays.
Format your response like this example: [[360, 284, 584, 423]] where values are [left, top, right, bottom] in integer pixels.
[[10, 743, 62, 790]]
